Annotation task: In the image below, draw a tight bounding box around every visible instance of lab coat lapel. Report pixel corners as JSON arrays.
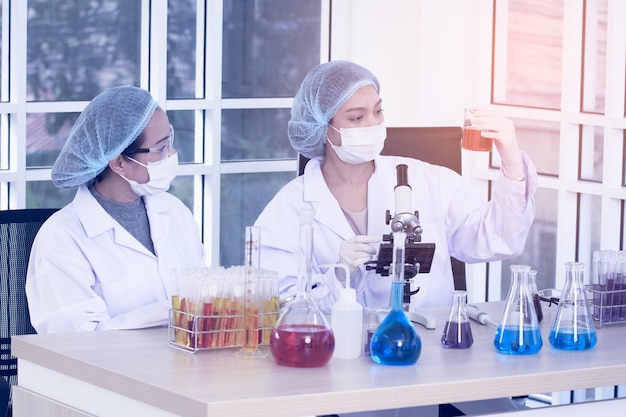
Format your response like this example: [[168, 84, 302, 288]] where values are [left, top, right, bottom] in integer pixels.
[[143, 195, 171, 251], [303, 158, 358, 241], [73, 185, 155, 256]]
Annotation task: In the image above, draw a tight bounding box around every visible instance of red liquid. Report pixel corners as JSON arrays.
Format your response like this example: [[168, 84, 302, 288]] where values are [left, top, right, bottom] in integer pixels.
[[462, 127, 493, 152], [269, 324, 335, 368]]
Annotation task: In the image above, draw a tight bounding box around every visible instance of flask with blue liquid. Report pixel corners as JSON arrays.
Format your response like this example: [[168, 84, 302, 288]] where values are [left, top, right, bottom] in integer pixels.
[[549, 262, 597, 350], [370, 231, 422, 366], [494, 265, 543, 354]]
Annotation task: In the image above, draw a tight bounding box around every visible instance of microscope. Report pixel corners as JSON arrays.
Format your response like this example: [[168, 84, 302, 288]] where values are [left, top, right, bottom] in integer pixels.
[[365, 164, 436, 327]]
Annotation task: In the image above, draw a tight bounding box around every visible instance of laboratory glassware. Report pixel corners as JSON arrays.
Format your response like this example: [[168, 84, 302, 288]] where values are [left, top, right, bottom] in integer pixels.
[[462, 108, 493, 152], [528, 270, 543, 323], [370, 231, 422, 365], [363, 307, 381, 356], [549, 262, 597, 350], [235, 226, 268, 359], [441, 290, 473, 349], [269, 209, 335, 367], [331, 264, 364, 359], [494, 265, 543, 355]]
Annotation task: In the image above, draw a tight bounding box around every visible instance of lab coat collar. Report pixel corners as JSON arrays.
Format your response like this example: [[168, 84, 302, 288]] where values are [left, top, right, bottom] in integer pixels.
[[72, 185, 169, 256], [302, 157, 373, 241], [73, 185, 119, 238]]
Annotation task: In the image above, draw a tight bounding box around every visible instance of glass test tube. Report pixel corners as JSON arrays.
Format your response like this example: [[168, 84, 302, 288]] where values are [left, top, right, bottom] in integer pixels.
[[235, 226, 268, 358]]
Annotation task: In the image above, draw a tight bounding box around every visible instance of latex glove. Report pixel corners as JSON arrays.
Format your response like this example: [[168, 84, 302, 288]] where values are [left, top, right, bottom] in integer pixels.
[[470, 110, 524, 181], [339, 235, 380, 276]]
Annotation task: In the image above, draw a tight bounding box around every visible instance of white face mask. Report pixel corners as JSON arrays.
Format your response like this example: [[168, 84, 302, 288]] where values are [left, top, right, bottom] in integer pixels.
[[327, 121, 387, 164], [120, 153, 178, 196]]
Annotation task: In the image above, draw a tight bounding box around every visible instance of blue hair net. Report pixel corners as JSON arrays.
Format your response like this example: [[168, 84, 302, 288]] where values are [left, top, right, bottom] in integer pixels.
[[288, 61, 380, 159], [51, 86, 158, 188]]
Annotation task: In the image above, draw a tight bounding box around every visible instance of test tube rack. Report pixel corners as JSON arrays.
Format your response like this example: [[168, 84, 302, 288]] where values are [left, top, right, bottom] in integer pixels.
[[585, 284, 626, 327], [168, 308, 279, 353]]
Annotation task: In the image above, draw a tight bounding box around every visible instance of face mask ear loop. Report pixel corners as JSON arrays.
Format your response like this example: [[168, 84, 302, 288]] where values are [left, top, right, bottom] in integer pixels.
[[326, 123, 341, 148], [328, 123, 341, 134]]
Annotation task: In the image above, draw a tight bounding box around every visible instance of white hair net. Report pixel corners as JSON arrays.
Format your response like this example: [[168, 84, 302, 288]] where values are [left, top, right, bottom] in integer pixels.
[[288, 61, 380, 159], [51, 86, 158, 188]]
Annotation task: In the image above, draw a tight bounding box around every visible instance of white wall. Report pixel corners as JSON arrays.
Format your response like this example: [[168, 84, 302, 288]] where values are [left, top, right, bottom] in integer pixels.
[[330, 0, 482, 128]]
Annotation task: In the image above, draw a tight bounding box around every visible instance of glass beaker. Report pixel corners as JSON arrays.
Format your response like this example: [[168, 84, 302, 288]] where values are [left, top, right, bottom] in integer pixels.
[[494, 265, 543, 355], [370, 231, 422, 366], [528, 270, 543, 323], [363, 307, 381, 356], [269, 209, 335, 367], [462, 108, 493, 152], [549, 262, 597, 350], [441, 290, 473, 349]]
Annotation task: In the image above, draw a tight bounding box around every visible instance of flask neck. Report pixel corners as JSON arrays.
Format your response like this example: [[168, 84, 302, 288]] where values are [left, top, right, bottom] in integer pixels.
[[502, 265, 539, 324], [448, 290, 470, 322], [451, 290, 468, 309], [296, 223, 314, 301], [507, 265, 533, 297], [563, 262, 586, 295]]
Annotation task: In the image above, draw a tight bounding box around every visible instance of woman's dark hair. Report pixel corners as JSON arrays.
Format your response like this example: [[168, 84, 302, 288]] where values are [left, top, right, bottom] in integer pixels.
[[94, 131, 145, 182]]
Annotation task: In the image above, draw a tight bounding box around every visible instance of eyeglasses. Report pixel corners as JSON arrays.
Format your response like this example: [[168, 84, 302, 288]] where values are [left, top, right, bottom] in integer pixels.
[[123, 125, 175, 157]]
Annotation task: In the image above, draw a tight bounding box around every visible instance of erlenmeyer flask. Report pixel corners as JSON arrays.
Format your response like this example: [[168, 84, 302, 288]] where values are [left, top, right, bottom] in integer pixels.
[[528, 270, 543, 323], [269, 209, 335, 367], [549, 262, 597, 350], [441, 290, 473, 349], [494, 265, 543, 354], [370, 231, 422, 366]]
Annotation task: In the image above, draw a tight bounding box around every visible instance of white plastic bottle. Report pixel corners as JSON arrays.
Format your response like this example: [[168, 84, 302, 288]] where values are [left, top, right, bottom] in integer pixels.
[[331, 264, 364, 359]]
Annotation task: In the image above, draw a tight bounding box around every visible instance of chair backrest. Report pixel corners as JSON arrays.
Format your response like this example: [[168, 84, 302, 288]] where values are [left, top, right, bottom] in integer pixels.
[[0, 208, 58, 415], [297, 126, 466, 291]]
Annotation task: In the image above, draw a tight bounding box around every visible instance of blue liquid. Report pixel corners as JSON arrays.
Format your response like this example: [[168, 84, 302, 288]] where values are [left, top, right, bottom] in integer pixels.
[[494, 326, 542, 355], [370, 282, 421, 366], [549, 328, 597, 350], [441, 321, 473, 349]]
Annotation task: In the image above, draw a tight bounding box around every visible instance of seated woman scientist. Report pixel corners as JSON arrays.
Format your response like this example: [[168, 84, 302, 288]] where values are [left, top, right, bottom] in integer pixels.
[[254, 61, 537, 415], [255, 60, 537, 314], [26, 86, 206, 334]]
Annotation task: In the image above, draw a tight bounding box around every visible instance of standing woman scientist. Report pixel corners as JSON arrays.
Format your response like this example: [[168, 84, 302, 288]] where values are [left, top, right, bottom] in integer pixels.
[[26, 86, 205, 333]]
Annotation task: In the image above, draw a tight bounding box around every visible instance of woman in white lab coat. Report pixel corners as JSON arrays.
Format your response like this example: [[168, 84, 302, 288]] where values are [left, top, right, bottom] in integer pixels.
[[254, 60, 537, 416], [26, 86, 205, 334], [255, 60, 537, 315]]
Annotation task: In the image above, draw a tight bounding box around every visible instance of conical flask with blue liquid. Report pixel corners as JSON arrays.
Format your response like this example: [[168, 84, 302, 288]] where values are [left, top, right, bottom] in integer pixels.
[[494, 265, 543, 354], [549, 262, 597, 350], [370, 231, 422, 366]]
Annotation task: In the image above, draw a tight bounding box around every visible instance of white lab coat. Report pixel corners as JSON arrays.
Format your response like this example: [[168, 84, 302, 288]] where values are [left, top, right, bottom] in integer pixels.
[[26, 185, 206, 333], [255, 153, 537, 313]]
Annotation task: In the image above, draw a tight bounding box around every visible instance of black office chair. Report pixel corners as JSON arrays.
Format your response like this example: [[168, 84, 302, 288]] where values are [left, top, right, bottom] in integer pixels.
[[0, 208, 58, 417], [298, 126, 466, 291]]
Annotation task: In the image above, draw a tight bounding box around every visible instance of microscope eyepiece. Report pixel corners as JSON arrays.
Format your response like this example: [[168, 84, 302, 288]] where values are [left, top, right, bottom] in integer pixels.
[[395, 164, 410, 189]]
